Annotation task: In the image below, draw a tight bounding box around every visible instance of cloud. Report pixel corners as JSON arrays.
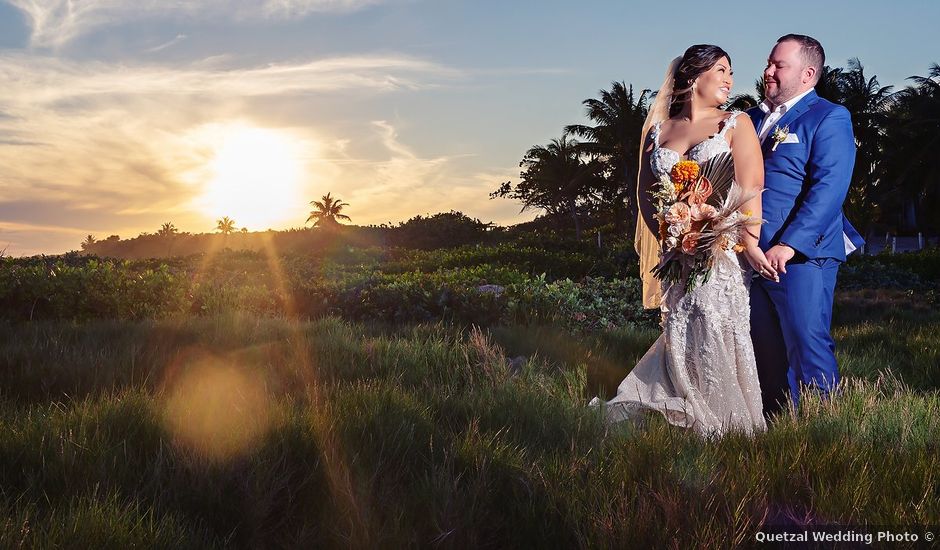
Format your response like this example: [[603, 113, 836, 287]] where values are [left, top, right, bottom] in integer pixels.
[[0, 52, 468, 255], [145, 34, 187, 54], [319, 121, 533, 228], [0, 53, 456, 104], [7, 0, 392, 48]]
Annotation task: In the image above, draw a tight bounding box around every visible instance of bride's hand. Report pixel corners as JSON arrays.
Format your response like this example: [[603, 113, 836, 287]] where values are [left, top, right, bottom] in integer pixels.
[[743, 245, 779, 281]]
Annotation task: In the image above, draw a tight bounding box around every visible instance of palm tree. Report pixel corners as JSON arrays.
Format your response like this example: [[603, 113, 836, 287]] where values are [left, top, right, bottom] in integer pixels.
[[216, 217, 236, 235], [80, 235, 97, 250], [307, 193, 352, 228], [878, 63, 940, 232], [835, 59, 894, 233], [564, 82, 652, 234], [157, 222, 178, 238], [491, 135, 605, 239], [156, 222, 179, 256], [814, 65, 845, 103]]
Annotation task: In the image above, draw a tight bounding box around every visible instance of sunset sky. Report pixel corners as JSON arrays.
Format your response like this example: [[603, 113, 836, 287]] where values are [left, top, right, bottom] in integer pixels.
[[1, 0, 938, 256]]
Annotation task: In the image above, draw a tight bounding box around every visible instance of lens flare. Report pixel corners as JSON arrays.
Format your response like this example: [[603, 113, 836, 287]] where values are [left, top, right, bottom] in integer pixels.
[[162, 357, 272, 461]]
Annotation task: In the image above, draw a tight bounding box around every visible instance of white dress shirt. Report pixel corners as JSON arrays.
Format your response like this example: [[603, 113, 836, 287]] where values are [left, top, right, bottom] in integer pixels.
[[757, 88, 814, 142]]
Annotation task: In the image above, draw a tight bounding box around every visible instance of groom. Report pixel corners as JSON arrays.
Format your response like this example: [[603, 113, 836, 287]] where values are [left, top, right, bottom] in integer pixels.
[[747, 34, 865, 418]]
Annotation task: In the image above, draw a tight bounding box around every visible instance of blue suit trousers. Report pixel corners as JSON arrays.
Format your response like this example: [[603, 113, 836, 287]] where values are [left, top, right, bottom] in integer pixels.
[[750, 257, 841, 417]]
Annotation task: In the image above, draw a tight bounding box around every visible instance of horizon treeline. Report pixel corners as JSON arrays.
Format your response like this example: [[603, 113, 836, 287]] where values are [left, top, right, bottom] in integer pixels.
[[78, 211, 531, 259]]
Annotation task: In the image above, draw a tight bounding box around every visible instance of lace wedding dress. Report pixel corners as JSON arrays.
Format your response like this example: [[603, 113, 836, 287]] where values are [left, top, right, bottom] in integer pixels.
[[590, 111, 766, 437]]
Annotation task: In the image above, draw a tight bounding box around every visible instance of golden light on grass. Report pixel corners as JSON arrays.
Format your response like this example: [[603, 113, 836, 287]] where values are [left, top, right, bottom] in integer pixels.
[[177, 212, 371, 538], [193, 123, 310, 230], [162, 357, 273, 461]]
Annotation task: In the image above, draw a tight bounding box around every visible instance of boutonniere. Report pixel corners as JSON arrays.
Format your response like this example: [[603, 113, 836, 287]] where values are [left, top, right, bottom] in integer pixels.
[[770, 125, 790, 151]]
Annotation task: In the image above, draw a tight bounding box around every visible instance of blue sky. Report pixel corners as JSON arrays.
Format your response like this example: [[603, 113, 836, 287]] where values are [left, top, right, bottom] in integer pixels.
[[1, 0, 938, 255]]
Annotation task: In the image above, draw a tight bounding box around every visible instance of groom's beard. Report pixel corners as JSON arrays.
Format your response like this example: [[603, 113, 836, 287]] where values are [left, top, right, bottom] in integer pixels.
[[764, 79, 801, 108]]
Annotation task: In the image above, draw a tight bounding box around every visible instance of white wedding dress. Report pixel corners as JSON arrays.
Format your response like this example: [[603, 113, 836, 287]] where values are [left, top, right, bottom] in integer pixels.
[[590, 112, 766, 437]]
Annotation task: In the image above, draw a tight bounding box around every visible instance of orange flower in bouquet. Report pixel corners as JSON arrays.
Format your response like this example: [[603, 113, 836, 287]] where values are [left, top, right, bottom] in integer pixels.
[[670, 160, 699, 185]]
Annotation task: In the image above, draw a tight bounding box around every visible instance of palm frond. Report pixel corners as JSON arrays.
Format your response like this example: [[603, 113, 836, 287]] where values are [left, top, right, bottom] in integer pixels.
[[699, 152, 736, 205]]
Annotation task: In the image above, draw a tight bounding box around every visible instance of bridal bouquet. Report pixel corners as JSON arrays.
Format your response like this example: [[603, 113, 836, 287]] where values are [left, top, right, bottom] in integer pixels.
[[650, 152, 759, 292]]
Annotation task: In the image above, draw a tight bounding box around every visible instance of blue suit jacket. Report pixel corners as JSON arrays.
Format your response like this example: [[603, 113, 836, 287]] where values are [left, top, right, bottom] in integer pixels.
[[747, 91, 864, 260]]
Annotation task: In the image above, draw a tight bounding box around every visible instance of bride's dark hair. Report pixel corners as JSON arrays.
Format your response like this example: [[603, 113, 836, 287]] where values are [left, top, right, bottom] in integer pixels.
[[669, 44, 731, 117]]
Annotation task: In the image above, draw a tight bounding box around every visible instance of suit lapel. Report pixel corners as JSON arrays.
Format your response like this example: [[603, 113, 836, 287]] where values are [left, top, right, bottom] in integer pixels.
[[770, 90, 818, 137]]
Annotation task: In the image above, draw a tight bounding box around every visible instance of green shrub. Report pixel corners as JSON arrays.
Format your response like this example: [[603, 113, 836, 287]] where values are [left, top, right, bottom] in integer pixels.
[[507, 274, 657, 331], [0, 258, 188, 321], [9, 246, 934, 328], [389, 211, 497, 249]]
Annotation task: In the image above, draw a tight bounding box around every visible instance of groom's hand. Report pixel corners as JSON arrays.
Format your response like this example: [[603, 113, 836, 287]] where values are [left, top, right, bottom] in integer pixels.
[[765, 244, 795, 274]]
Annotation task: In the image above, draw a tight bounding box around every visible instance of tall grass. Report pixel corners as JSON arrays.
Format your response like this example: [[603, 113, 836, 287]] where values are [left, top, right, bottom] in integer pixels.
[[0, 292, 937, 547]]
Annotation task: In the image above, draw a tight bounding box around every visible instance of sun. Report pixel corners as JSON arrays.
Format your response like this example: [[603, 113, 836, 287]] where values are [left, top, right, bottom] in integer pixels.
[[195, 124, 309, 230]]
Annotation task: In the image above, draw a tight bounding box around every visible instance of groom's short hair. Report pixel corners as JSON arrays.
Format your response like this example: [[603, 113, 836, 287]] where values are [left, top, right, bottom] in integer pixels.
[[777, 33, 825, 81]]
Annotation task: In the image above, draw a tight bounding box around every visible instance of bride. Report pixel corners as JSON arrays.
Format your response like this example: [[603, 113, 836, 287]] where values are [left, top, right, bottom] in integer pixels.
[[590, 45, 778, 436]]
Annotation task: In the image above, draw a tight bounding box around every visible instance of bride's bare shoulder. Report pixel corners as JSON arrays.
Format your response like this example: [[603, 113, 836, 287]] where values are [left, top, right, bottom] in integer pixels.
[[727, 110, 753, 126], [726, 111, 757, 139]]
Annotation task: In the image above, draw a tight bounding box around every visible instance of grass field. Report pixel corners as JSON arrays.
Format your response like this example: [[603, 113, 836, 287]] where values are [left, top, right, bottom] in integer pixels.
[[1, 286, 937, 548]]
